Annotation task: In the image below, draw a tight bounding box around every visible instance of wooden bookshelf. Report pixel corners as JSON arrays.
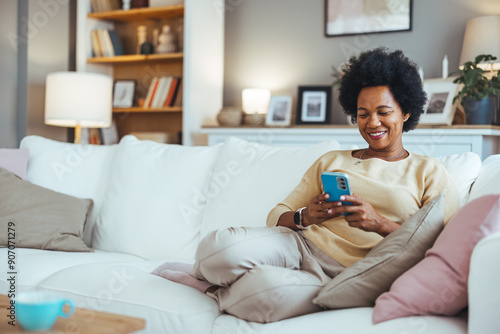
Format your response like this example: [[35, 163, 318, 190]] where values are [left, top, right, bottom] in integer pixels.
[[84, 5, 185, 142], [113, 106, 182, 113], [87, 4, 184, 21], [77, 0, 224, 145], [87, 52, 183, 64]]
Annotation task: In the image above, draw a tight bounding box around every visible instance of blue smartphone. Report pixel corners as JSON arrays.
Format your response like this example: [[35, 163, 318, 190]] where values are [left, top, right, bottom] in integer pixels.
[[321, 172, 352, 208]]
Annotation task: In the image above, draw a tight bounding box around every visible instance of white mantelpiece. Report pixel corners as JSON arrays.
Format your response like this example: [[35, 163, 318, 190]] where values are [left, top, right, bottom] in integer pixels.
[[201, 125, 500, 160]]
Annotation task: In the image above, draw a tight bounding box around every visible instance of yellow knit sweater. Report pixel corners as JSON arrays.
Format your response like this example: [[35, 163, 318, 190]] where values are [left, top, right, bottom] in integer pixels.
[[266, 150, 459, 267]]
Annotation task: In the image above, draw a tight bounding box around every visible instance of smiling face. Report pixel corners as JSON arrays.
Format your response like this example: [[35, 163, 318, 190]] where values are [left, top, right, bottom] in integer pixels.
[[356, 86, 410, 157]]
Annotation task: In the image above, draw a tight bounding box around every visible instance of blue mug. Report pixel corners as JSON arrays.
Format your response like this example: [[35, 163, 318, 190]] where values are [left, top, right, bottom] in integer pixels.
[[17, 291, 75, 331]]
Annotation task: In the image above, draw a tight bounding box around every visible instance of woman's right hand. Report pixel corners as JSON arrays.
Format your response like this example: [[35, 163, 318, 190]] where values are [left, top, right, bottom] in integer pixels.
[[302, 193, 346, 227]]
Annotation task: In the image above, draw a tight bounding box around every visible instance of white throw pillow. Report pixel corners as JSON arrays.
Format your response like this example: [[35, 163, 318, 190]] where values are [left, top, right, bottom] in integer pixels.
[[20, 136, 117, 246], [93, 135, 222, 261], [468, 154, 500, 201], [437, 152, 482, 206], [199, 137, 342, 238]]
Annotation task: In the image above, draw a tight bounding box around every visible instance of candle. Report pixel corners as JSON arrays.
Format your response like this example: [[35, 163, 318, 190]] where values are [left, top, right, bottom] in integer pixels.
[[442, 55, 448, 79]]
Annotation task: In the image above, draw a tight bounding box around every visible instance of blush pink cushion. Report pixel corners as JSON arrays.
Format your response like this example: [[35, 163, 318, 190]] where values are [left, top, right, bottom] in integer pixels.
[[373, 194, 500, 324], [0, 148, 29, 179]]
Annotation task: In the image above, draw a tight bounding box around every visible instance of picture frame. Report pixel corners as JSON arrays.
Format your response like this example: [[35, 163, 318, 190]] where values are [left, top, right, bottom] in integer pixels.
[[325, 0, 412, 37], [420, 78, 459, 126], [112, 79, 136, 108], [296, 86, 332, 125], [265, 96, 293, 126]]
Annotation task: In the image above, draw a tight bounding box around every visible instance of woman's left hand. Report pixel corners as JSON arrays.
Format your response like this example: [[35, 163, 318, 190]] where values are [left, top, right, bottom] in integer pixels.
[[339, 195, 400, 237]]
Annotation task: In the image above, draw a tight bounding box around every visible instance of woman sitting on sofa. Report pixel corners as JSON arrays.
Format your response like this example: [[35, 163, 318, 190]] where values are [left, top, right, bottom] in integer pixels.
[[161, 47, 459, 323]]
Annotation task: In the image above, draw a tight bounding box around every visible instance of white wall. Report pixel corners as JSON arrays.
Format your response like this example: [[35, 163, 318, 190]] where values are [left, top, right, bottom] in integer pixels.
[[26, 0, 71, 141], [3, 0, 500, 148], [0, 0, 71, 148], [223, 0, 500, 124], [0, 1, 19, 148]]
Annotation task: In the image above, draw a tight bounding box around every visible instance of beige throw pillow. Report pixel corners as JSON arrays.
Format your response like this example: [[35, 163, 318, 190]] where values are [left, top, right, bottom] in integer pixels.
[[313, 194, 445, 309], [0, 168, 93, 252]]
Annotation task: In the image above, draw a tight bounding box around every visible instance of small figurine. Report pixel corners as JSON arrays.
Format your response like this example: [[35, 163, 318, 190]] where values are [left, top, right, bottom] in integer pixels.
[[122, 0, 131, 10], [156, 25, 177, 54]]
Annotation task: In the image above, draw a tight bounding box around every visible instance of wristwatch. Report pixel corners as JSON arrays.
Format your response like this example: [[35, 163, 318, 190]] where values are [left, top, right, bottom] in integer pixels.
[[293, 207, 309, 230]]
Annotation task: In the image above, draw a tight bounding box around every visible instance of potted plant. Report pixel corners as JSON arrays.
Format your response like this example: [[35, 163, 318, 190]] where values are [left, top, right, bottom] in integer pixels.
[[452, 54, 500, 125]]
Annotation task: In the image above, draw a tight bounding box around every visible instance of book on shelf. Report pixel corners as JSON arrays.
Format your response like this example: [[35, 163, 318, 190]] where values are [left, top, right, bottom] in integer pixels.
[[150, 0, 185, 7], [90, 29, 124, 57], [91, 0, 121, 12], [168, 77, 182, 107], [90, 30, 103, 57], [80, 121, 119, 145], [144, 77, 160, 108], [173, 84, 183, 107], [143, 76, 182, 109], [107, 30, 124, 56], [156, 77, 174, 107]]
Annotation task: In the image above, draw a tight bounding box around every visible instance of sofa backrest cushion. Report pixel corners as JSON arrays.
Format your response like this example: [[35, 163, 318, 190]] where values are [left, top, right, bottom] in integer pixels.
[[0, 148, 29, 179], [0, 168, 92, 252], [468, 153, 500, 201], [313, 194, 445, 309], [372, 194, 500, 323], [92, 135, 222, 261], [199, 137, 342, 238], [20, 136, 117, 246], [436, 152, 482, 206]]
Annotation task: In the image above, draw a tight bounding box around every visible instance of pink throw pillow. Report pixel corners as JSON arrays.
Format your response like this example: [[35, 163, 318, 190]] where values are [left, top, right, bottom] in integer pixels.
[[372, 194, 500, 324], [0, 148, 29, 179]]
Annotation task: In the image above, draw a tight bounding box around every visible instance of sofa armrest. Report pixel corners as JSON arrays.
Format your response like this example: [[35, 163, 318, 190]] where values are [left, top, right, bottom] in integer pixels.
[[468, 231, 500, 334]]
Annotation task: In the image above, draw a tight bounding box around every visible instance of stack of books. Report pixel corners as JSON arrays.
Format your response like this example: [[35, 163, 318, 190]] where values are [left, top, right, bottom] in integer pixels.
[[91, 0, 121, 12], [91, 29, 124, 57], [144, 76, 182, 108]]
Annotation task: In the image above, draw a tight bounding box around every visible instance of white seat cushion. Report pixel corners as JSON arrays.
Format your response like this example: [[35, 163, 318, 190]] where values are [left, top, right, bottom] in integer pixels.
[[0, 248, 142, 288], [212, 308, 467, 334], [37, 261, 220, 334]]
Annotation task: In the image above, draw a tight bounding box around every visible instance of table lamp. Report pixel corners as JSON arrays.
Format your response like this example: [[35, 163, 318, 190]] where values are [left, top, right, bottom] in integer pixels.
[[45, 71, 113, 144], [242, 88, 271, 126], [459, 15, 500, 71]]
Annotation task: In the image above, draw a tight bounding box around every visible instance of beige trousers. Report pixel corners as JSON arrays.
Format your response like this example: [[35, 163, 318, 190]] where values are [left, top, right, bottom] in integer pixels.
[[193, 226, 344, 323]]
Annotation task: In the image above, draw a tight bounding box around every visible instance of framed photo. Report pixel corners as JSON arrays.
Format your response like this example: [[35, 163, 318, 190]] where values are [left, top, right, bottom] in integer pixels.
[[296, 86, 331, 125], [420, 78, 459, 126], [265, 96, 292, 126], [325, 0, 412, 37], [112, 79, 136, 108]]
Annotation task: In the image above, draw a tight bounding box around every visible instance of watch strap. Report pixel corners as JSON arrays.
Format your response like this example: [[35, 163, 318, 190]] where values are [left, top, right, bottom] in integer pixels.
[[293, 207, 309, 230]]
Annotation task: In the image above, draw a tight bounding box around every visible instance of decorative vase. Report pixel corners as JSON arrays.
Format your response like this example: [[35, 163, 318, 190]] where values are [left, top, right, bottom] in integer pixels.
[[156, 25, 177, 54], [136, 25, 154, 55], [463, 97, 495, 125], [243, 113, 266, 126], [216, 108, 243, 127], [492, 96, 500, 126]]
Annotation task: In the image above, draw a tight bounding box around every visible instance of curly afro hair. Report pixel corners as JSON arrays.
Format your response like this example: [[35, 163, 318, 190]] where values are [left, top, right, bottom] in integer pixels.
[[338, 47, 427, 132]]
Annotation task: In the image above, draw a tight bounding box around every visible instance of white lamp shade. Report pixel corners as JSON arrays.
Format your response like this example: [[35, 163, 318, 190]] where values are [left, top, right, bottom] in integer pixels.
[[459, 15, 500, 70], [242, 88, 271, 114], [45, 71, 113, 128]]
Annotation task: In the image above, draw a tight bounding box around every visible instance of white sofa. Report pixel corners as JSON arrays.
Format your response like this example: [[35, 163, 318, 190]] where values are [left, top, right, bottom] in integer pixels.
[[1, 134, 500, 334]]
